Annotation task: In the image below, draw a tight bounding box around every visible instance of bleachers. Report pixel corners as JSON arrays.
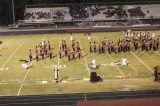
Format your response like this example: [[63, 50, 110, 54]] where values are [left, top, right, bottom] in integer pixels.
[[126, 4, 160, 19], [90, 5, 128, 20], [24, 4, 160, 21], [137, 4, 160, 18], [69, 5, 90, 20], [17, 4, 160, 29], [51, 7, 72, 21], [25, 8, 51, 20]]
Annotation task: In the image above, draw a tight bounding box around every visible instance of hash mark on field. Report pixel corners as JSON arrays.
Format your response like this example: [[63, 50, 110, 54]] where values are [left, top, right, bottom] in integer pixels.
[[131, 52, 152, 72], [78, 40, 91, 77], [17, 61, 33, 96], [1, 40, 25, 70]]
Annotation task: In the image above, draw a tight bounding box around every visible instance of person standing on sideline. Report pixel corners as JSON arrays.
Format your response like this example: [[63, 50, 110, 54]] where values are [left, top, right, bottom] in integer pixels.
[[153, 66, 159, 82]]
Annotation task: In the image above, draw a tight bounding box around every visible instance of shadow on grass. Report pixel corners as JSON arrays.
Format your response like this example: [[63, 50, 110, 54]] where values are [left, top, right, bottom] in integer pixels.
[[81, 54, 88, 58], [0, 41, 3, 45], [19, 59, 29, 63], [60, 76, 69, 82]]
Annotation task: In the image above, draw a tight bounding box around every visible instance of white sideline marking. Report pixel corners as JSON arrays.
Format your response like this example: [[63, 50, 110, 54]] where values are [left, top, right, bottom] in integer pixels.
[[17, 61, 33, 96], [78, 40, 91, 77], [93, 35, 125, 77], [1, 40, 25, 69], [131, 52, 152, 72], [4, 77, 151, 86], [51, 36, 106, 40]]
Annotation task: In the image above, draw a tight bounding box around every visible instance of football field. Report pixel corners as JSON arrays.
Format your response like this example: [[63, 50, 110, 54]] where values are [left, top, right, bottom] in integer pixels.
[[0, 31, 160, 96]]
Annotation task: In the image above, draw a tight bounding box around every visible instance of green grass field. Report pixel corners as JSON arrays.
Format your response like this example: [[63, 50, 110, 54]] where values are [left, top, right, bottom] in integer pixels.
[[0, 31, 160, 96]]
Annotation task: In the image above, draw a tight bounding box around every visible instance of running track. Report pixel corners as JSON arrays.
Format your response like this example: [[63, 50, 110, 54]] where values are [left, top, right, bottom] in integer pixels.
[[0, 90, 160, 106]]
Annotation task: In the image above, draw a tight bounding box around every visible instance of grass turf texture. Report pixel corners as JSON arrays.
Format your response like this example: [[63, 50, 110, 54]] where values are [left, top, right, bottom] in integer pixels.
[[0, 31, 160, 96]]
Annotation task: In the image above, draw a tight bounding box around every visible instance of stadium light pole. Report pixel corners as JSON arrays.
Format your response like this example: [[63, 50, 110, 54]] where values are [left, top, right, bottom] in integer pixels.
[[11, 0, 16, 25]]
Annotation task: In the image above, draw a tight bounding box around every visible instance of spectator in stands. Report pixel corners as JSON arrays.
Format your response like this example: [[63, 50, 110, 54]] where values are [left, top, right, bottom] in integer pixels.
[[24, 11, 50, 20], [127, 6, 145, 18], [69, 5, 89, 20], [53, 10, 65, 21], [103, 6, 128, 19]]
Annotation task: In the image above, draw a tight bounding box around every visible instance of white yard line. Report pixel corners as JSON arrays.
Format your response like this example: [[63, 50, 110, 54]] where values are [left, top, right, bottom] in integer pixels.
[[110, 34, 138, 75], [130, 52, 153, 72], [17, 61, 33, 96], [1, 40, 25, 69], [120, 31, 153, 72], [93, 35, 125, 78], [125, 31, 155, 73], [78, 40, 91, 77], [84, 93, 87, 102], [51, 38, 62, 81], [58, 39, 61, 66]]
